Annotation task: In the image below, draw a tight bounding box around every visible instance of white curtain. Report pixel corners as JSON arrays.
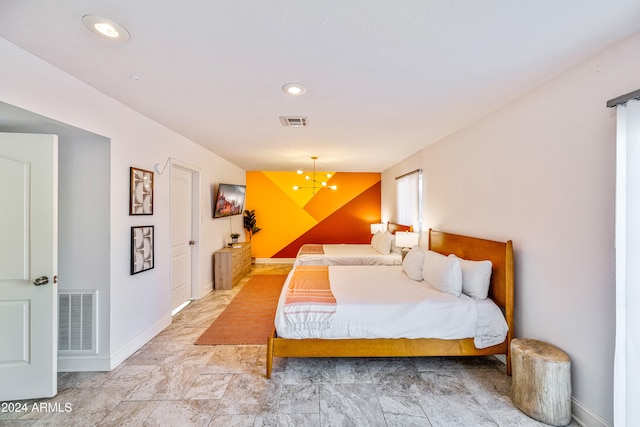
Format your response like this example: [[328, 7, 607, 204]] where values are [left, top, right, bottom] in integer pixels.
[[614, 99, 640, 427], [395, 169, 422, 231]]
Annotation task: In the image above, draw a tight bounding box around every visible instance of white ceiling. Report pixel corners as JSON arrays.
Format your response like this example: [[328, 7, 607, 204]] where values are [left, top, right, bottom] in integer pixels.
[[1, 1, 639, 172]]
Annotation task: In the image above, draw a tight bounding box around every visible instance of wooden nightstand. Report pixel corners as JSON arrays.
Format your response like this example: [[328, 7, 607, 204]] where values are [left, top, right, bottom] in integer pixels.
[[213, 242, 252, 290]]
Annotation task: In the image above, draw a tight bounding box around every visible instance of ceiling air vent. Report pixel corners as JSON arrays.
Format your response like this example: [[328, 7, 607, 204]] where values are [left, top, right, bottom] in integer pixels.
[[279, 116, 308, 127]]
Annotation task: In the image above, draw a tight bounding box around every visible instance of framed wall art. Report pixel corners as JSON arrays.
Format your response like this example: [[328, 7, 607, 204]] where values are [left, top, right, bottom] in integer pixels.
[[213, 183, 246, 218], [131, 226, 154, 274], [130, 167, 154, 215]]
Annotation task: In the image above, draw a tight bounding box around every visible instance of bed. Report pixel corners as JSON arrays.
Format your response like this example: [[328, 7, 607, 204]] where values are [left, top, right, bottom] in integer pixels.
[[293, 222, 412, 267], [266, 229, 514, 378]]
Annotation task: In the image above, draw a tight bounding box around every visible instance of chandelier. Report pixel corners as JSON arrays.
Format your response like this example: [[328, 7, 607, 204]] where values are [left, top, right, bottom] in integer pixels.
[[293, 156, 337, 194]]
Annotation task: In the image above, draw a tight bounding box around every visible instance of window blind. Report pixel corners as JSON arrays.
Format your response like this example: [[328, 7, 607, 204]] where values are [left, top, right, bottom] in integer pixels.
[[395, 169, 422, 232]]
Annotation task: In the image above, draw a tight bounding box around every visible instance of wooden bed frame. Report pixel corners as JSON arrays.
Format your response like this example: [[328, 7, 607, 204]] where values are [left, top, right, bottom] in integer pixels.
[[266, 229, 514, 378], [387, 221, 413, 234]]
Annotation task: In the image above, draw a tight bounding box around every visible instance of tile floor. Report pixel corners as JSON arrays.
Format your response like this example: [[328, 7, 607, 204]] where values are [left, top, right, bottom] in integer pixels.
[[0, 264, 578, 426]]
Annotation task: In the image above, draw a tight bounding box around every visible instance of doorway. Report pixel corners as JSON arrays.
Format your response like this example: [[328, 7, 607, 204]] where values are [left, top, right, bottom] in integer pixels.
[[170, 160, 201, 314]]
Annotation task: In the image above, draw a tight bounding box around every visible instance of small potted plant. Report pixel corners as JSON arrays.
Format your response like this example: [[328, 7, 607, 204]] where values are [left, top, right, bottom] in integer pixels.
[[243, 209, 261, 240], [230, 233, 240, 244], [243, 209, 261, 264]]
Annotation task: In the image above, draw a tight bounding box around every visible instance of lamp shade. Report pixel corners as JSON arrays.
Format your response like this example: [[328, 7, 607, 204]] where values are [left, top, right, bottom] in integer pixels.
[[370, 223, 386, 234], [395, 231, 419, 248]]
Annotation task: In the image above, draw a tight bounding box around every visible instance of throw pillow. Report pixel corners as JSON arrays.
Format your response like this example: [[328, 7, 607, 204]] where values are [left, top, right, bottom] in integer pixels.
[[422, 250, 462, 296]]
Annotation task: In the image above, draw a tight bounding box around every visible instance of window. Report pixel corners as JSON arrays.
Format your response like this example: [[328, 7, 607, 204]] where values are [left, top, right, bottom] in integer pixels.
[[395, 169, 422, 231]]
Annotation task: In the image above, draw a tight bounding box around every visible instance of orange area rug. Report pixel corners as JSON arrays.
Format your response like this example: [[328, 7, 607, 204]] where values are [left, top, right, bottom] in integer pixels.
[[194, 274, 288, 345]]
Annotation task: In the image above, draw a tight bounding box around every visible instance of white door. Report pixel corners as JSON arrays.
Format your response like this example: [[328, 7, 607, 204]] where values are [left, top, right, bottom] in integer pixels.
[[0, 133, 58, 400], [171, 165, 194, 312]]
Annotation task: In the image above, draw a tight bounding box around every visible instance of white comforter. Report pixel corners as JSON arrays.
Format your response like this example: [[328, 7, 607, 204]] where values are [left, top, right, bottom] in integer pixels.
[[293, 244, 402, 267], [274, 265, 508, 349]]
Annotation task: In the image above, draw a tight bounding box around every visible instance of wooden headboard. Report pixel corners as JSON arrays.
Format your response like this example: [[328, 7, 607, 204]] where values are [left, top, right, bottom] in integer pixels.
[[387, 222, 413, 234], [428, 229, 514, 336]]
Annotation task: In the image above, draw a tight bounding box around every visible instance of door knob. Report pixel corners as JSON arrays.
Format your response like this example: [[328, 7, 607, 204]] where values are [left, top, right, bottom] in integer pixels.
[[189, 240, 195, 245], [33, 276, 49, 286]]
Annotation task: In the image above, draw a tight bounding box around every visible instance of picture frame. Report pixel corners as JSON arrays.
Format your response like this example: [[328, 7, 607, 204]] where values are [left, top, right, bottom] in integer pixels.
[[131, 226, 154, 274], [130, 167, 154, 215]]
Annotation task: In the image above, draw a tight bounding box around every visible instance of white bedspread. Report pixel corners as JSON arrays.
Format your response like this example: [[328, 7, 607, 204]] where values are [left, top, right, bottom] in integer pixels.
[[274, 265, 508, 349], [293, 244, 402, 267]]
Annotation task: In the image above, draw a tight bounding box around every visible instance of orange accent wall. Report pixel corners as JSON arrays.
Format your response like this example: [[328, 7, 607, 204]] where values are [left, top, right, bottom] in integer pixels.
[[246, 171, 381, 258]]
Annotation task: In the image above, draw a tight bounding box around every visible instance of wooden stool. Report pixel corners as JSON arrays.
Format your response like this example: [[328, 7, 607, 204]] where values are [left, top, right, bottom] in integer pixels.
[[511, 338, 572, 426]]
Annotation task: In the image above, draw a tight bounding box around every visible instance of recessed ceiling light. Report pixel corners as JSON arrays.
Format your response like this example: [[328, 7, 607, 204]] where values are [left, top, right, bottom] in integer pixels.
[[82, 14, 130, 42], [282, 83, 306, 96]]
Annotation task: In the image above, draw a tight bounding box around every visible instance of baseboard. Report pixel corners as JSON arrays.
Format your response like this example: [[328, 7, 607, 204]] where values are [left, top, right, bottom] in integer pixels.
[[494, 354, 507, 365], [199, 281, 213, 299], [109, 314, 172, 370], [199, 284, 213, 299], [255, 258, 295, 264], [571, 397, 611, 427], [58, 354, 111, 372]]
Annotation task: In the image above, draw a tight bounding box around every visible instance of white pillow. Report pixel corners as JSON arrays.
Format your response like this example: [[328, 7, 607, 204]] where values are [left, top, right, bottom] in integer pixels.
[[402, 246, 424, 281], [371, 231, 381, 248], [449, 254, 492, 300], [372, 231, 393, 255], [422, 250, 462, 297]]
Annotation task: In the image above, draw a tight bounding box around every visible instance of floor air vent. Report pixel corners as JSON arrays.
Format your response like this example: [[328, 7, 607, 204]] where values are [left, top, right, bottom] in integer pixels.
[[58, 291, 97, 353], [279, 116, 308, 127]]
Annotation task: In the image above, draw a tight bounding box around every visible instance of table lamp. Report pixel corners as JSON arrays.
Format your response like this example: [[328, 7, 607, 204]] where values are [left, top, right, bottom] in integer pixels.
[[395, 231, 420, 259]]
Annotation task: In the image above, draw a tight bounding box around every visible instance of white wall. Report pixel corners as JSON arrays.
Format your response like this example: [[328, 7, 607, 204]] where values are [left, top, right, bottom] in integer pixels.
[[382, 32, 640, 427], [0, 38, 246, 370]]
